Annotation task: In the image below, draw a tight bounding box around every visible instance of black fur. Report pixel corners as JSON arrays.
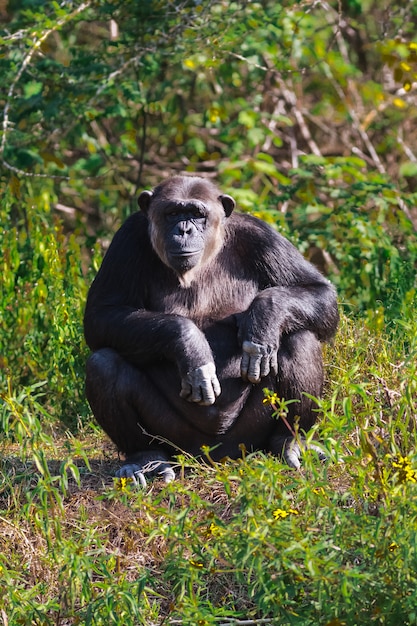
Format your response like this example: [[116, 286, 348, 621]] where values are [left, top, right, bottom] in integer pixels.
[[84, 176, 339, 475]]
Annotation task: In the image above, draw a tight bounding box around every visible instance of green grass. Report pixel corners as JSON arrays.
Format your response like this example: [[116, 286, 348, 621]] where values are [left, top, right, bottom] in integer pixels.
[[1, 192, 417, 624], [1, 307, 417, 625]]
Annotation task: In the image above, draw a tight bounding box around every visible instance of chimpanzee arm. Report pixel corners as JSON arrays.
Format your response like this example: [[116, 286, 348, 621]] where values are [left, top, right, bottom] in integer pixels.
[[85, 305, 209, 369], [84, 214, 220, 405], [85, 304, 221, 406], [239, 282, 338, 383], [236, 220, 339, 383], [240, 281, 339, 344]]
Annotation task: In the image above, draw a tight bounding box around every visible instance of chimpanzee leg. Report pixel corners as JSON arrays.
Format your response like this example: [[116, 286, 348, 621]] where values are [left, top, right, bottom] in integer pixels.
[[85, 347, 203, 457], [277, 330, 324, 432], [86, 348, 156, 455], [268, 330, 326, 467], [86, 348, 199, 482]]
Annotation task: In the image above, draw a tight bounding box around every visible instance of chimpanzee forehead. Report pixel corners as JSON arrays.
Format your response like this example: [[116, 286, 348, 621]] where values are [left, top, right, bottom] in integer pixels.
[[160, 199, 207, 213], [153, 176, 219, 202]]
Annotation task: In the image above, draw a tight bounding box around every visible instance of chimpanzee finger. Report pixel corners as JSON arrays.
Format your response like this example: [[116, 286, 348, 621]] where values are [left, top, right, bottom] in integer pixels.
[[247, 355, 261, 384], [133, 471, 147, 488], [282, 439, 302, 470], [260, 354, 270, 378], [179, 380, 192, 400], [212, 374, 221, 397], [270, 350, 278, 377], [160, 466, 176, 483], [240, 350, 250, 380]]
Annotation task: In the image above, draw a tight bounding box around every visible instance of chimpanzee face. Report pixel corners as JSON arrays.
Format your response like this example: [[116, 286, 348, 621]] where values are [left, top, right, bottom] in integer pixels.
[[157, 199, 209, 273], [138, 177, 235, 277]]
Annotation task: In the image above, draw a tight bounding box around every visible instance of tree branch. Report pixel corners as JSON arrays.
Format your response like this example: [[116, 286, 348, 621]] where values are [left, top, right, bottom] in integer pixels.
[[0, 2, 91, 166]]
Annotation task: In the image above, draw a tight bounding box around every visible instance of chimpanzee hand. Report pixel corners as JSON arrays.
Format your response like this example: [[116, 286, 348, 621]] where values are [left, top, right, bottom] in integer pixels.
[[180, 362, 221, 406], [241, 340, 278, 384]]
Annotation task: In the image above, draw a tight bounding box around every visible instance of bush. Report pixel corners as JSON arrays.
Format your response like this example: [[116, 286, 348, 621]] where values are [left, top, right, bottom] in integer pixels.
[[1, 182, 100, 427]]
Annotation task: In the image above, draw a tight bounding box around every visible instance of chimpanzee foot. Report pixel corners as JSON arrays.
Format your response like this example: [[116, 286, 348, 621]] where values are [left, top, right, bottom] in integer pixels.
[[115, 450, 175, 486], [273, 436, 327, 470]]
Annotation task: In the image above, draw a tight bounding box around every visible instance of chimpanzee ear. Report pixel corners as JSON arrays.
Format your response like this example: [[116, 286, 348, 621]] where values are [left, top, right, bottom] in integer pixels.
[[219, 194, 235, 217], [138, 190, 153, 213]]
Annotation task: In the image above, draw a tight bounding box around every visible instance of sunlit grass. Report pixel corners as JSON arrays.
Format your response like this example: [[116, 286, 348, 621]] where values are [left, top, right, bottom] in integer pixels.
[[1, 186, 417, 623], [1, 305, 417, 624]]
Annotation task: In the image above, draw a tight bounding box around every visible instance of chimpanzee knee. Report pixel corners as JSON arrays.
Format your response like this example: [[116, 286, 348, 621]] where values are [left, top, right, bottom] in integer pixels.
[[276, 330, 324, 433], [85, 348, 149, 454], [86, 348, 119, 385]]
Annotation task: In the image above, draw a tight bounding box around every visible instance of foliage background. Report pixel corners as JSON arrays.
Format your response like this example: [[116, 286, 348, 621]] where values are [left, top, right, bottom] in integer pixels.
[[1, 1, 417, 624]]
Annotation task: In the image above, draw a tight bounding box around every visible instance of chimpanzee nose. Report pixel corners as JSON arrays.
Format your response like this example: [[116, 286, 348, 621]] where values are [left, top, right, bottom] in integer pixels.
[[178, 221, 192, 235]]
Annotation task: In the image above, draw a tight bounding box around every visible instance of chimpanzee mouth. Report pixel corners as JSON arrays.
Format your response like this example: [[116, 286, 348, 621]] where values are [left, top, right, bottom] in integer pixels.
[[170, 250, 201, 257]]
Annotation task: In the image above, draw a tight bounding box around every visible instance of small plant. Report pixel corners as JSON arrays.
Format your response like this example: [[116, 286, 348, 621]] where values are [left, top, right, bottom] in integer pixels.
[[1, 184, 99, 428], [262, 388, 298, 437]]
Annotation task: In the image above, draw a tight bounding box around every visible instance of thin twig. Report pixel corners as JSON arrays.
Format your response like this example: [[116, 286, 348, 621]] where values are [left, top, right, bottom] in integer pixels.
[[149, 617, 275, 626], [1, 2, 91, 159], [94, 54, 144, 101], [321, 61, 386, 174], [0, 515, 36, 553], [397, 129, 417, 163]]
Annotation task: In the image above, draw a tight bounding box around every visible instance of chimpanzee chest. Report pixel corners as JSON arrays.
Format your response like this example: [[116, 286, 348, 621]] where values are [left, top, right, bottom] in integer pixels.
[[148, 272, 259, 323]]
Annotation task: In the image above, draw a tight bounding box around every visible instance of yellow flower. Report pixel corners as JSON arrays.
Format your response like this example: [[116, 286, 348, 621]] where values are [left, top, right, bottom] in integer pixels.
[[393, 98, 407, 109], [208, 107, 220, 123], [273, 507, 299, 520], [207, 522, 225, 538], [114, 476, 133, 492], [263, 390, 280, 406], [388, 541, 399, 552], [391, 454, 409, 468], [388, 455, 417, 483]]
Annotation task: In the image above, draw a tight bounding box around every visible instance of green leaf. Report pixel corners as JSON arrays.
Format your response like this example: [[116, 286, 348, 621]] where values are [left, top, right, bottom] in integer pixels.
[[399, 161, 417, 177]]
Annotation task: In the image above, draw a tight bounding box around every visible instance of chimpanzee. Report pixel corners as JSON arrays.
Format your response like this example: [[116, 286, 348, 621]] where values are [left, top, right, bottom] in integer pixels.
[[84, 175, 339, 485]]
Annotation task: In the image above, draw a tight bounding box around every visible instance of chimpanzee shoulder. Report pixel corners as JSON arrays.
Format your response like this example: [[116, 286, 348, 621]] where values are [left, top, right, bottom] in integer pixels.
[[224, 212, 294, 250], [97, 211, 165, 277], [223, 212, 320, 287]]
